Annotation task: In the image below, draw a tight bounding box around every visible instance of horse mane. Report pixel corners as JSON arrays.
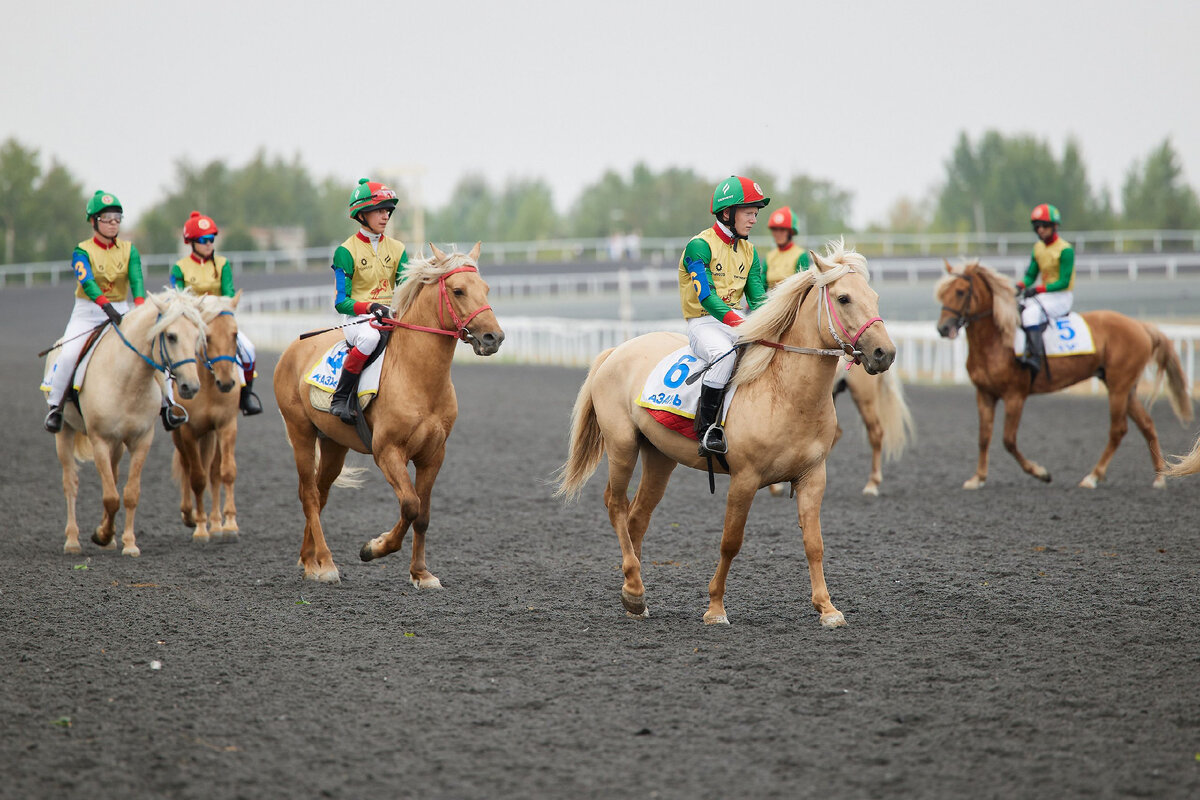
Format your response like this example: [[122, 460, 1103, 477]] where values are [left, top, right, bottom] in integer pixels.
[[390, 249, 480, 320], [935, 260, 1020, 345], [196, 293, 238, 322], [732, 238, 869, 388], [145, 288, 207, 351]]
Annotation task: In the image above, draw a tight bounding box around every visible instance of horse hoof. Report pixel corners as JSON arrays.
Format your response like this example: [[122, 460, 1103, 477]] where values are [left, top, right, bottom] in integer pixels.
[[359, 543, 375, 562], [1152, 475, 1167, 490], [962, 477, 985, 490], [304, 568, 340, 584], [216, 530, 239, 543], [862, 484, 879, 496], [703, 613, 729, 625], [63, 541, 82, 555], [192, 532, 210, 544], [91, 531, 114, 548], [1034, 467, 1052, 483], [820, 611, 847, 628], [1079, 475, 1098, 489], [620, 589, 646, 616], [122, 546, 141, 558], [410, 575, 443, 589], [180, 512, 196, 529]]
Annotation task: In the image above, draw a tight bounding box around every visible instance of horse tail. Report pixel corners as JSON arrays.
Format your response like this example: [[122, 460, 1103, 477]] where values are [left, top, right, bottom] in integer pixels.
[[1144, 324, 1194, 426], [171, 449, 183, 487], [876, 369, 916, 461], [73, 431, 94, 463], [281, 421, 366, 488], [553, 348, 614, 502], [1164, 433, 1200, 477]]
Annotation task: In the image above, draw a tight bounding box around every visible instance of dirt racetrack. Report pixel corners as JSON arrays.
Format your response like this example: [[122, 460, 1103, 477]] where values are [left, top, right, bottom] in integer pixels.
[[2, 285, 1199, 799]]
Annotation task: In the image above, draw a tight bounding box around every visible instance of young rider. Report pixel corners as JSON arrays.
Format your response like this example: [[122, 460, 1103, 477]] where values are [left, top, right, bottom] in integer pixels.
[[1015, 203, 1075, 375], [764, 205, 811, 288], [169, 211, 262, 415], [328, 178, 408, 423], [43, 191, 149, 433], [678, 176, 770, 456]]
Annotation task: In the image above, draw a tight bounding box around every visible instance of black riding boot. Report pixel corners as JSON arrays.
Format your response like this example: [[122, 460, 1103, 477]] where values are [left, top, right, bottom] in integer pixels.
[[44, 404, 64, 433], [239, 377, 263, 416], [161, 401, 188, 431], [1018, 324, 1046, 378], [328, 367, 361, 425], [695, 383, 728, 456]]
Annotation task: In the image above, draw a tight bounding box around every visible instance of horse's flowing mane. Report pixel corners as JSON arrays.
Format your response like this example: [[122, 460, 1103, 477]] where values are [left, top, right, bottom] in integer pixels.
[[143, 289, 207, 352], [390, 250, 480, 320], [732, 238, 870, 388], [196, 293, 238, 322], [935, 260, 1019, 345]]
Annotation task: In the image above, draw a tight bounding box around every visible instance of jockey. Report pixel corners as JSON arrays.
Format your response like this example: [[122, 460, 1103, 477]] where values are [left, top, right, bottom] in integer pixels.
[[1015, 203, 1074, 375], [169, 211, 262, 415], [764, 205, 811, 288], [678, 176, 770, 456], [328, 178, 409, 424], [43, 191, 148, 433]]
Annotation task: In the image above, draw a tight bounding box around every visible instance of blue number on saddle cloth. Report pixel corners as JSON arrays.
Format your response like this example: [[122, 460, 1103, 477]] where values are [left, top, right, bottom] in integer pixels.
[[664, 354, 697, 389], [305, 342, 349, 390], [1047, 314, 1095, 356]]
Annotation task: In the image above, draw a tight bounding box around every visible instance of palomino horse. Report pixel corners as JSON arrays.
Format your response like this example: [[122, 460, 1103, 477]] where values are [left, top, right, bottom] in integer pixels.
[[273, 243, 504, 584], [171, 292, 244, 543], [935, 260, 1192, 489], [769, 366, 914, 497], [49, 289, 205, 555], [555, 240, 896, 626]]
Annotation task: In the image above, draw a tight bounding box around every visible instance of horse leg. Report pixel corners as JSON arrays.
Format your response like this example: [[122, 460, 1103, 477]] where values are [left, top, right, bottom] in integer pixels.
[[177, 429, 211, 543], [1125, 393, 1168, 489], [602, 431, 645, 617], [172, 445, 195, 530], [407, 449, 447, 589], [287, 422, 340, 583], [1001, 393, 1051, 483], [628, 444, 677, 562], [89, 438, 121, 549], [214, 424, 239, 539], [849, 383, 884, 495], [117, 434, 153, 557], [793, 462, 845, 628], [964, 389, 997, 489], [358, 443, 420, 569], [1080, 384, 1133, 489], [704, 473, 759, 625], [55, 431, 82, 554]]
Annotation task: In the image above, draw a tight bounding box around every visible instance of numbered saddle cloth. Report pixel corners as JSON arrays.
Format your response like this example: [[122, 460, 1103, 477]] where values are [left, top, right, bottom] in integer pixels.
[[1015, 312, 1096, 357], [635, 346, 737, 441], [304, 341, 386, 412]]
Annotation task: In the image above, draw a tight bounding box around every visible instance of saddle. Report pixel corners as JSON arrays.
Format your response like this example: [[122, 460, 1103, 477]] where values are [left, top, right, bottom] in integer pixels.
[[305, 330, 391, 452]]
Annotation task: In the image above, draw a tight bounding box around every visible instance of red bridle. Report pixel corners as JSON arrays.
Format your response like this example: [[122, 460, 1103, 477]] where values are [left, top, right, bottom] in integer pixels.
[[375, 266, 492, 342]]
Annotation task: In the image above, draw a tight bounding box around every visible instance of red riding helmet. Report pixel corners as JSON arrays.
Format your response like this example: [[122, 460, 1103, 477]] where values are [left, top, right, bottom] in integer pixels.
[[183, 211, 219, 242], [1030, 203, 1061, 226], [767, 206, 799, 235], [348, 178, 399, 219]]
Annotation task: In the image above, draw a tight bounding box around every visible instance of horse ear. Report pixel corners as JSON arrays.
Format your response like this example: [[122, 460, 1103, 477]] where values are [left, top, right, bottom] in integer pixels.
[[944, 259, 954, 274], [231, 289, 242, 310], [429, 243, 447, 262], [150, 293, 168, 312], [809, 250, 828, 272], [468, 241, 482, 262]]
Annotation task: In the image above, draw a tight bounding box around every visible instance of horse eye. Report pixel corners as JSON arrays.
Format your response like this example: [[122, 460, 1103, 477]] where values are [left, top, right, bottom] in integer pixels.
[[955, 288, 964, 297], [837, 294, 850, 305], [166, 333, 178, 344], [453, 288, 464, 297]]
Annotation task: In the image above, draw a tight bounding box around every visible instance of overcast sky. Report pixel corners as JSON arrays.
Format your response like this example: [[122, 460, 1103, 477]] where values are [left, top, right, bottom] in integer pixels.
[[3, 0, 1197, 230]]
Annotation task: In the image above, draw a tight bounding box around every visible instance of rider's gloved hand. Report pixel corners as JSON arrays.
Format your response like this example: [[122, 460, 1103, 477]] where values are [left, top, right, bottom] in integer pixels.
[[1022, 286, 1039, 298], [368, 303, 392, 319], [102, 303, 123, 326]]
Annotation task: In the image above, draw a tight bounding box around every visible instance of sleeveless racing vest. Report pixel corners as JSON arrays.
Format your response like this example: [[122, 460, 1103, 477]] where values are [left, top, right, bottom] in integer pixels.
[[766, 245, 807, 288], [678, 227, 757, 319], [1033, 237, 1074, 291], [74, 238, 133, 301], [174, 254, 228, 296], [341, 233, 407, 304]]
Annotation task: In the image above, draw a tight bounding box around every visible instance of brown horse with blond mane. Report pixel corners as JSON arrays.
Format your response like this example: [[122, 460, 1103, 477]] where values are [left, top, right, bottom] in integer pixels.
[[273, 243, 504, 584], [935, 260, 1192, 489], [555, 240, 895, 627], [171, 292, 245, 543]]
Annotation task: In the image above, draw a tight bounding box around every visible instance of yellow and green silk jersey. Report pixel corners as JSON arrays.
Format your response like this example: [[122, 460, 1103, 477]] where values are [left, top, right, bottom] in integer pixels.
[[171, 254, 234, 297], [1023, 236, 1075, 292], [73, 237, 144, 302], [332, 232, 409, 315], [765, 244, 811, 288]]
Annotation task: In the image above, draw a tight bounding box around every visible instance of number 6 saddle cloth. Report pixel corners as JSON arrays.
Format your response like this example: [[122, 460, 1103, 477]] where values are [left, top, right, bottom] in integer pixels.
[[1014, 312, 1097, 358], [304, 341, 386, 413], [635, 345, 738, 441]]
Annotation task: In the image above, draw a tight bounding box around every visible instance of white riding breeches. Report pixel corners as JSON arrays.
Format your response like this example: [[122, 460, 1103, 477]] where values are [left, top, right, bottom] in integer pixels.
[[1021, 290, 1072, 328], [45, 297, 130, 406], [342, 314, 381, 355], [687, 315, 741, 388], [236, 330, 256, 368]]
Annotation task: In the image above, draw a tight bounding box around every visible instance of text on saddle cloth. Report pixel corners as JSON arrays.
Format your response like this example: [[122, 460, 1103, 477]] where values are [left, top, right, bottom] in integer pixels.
[[636, 345, 738, 423], [304, 341, 386, 412], [40, 326, 114, 395], [1013, 312, 1096, 357]]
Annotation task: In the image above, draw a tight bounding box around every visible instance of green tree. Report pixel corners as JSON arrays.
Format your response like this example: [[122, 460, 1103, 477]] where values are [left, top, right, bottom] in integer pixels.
[[427, 174, 498, 245], [0, 138, 86, 264], [1120, 139, 1200, 229], [496, 178, 558, 241], [779, 174, 855, 238]]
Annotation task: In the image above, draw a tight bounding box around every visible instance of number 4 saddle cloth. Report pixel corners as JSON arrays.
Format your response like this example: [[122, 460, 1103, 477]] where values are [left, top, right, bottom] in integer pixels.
[[1014, 312, 1097, 357], [635, 345, 738, 441], [304, 341, 386, 413]]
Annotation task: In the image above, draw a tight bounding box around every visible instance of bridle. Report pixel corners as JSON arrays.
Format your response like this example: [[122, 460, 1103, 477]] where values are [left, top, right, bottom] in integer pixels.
[[200, 310, 241, 371], [374, 266, 492, 347], [940, 272, 994, 331], [758, 273, 883, 367], [111, 311, 199, 383]]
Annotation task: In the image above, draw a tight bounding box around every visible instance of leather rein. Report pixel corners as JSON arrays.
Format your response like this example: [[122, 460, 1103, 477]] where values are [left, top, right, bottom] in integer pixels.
[[372, 266, 492, 346], [758, 281, 884, 367], [941, 272, 994, 331]]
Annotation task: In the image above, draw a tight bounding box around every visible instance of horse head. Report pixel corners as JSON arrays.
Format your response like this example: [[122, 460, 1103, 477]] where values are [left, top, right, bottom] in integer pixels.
[[935, 260, 1017, 341], [410, 242, 505, 356], [196, 292, 241, 393], [147, 290, 205, 399], [809, 244, 895, 375]]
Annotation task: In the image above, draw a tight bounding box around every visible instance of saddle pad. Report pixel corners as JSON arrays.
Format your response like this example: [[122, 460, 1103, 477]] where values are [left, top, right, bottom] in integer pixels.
[[635, 346, 736, 432], [305, 341, 385, 412], [1015, 312, 1096, 358], [40, 327, 112, 395]]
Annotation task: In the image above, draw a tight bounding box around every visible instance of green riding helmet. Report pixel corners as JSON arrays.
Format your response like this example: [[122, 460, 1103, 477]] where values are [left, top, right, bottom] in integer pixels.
[[711, 176, 770, 215], [348, 178, 399, 220], [86, 190, 123, 221], [1030, 203, 1061, 226]]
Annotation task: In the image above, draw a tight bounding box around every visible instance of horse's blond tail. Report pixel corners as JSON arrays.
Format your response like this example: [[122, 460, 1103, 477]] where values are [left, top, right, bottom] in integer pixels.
[[1145, 324, 1194, 426], [876, 370, 916, 461], [1164, 434, 1200, 477], [553, 349, 614, 502], [282, 419, 366, 488], [73, 431, 93, 463]]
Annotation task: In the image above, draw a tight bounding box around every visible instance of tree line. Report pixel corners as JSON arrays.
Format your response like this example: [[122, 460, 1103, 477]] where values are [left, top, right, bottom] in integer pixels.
[[1, 132, 1198, 265]]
